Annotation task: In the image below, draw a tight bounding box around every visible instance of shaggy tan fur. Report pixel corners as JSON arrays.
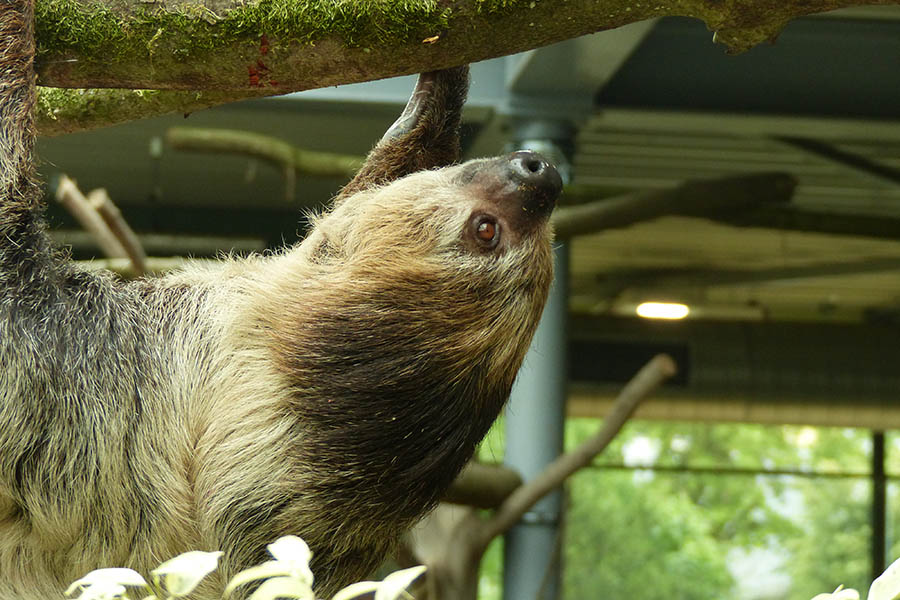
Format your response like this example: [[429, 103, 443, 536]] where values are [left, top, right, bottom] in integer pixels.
[[0, 2, 560, 598]]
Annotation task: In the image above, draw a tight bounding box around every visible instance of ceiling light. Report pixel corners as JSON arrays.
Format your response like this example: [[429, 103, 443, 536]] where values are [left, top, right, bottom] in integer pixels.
[[636, 302, 690, 320]]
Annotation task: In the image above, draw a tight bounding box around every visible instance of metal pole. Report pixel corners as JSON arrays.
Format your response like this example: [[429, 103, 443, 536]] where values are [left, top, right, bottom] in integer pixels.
[[872, 430, 887, 582], [503, 126, 572, 600]]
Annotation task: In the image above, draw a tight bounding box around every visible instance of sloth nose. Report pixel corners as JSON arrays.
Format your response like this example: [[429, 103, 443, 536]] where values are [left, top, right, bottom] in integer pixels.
[[507, 151, 562, 217]]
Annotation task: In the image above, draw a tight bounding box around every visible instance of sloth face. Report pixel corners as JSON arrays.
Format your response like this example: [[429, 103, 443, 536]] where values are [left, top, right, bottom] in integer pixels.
[[314, 150, 561, 272]]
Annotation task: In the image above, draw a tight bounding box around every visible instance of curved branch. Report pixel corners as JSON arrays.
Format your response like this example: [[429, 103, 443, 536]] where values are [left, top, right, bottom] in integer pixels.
[[476, 354, 677, 547], [165, 127, 363, 178]]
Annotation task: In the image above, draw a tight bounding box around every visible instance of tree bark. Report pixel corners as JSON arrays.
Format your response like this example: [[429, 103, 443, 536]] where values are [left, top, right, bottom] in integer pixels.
[[552, 172, 797, 239], [33, 0, 897, 134]]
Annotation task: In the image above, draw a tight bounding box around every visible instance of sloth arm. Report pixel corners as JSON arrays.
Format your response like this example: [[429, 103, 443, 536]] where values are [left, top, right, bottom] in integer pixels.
[[334, 66, 469, 202]]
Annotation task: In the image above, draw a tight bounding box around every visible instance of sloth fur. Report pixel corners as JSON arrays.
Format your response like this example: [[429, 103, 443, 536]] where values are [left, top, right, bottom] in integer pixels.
[[0, 2, 561, 598]]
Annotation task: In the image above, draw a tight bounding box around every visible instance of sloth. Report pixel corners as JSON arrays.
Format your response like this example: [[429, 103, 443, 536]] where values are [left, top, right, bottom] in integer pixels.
[[0, 2, 562, 598]]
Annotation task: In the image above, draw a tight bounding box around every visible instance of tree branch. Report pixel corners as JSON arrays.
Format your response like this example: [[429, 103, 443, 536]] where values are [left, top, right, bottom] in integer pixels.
[[442, 462, 523, 509], [412, 355, 677, 600], [33, 0, 895, 133], [36, 87, 272, 136], [55, 177, 148, 275], [55, 176, 128, 259], [165, 127, 364, 200], [87, 188, 148, 276], [476, 354, 677, 547], [552, 172, 797, 239]]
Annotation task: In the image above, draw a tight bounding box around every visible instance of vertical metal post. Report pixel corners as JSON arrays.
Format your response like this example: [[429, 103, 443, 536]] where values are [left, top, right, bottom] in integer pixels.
[[872, 430, 887, 582], [503, 125, 572, 600]]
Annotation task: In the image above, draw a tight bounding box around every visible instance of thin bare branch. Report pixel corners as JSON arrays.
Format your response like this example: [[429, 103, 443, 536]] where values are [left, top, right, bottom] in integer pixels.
[[55, 176, 127, 259], [477, 354, 677, 547], [87, 189, 148, 276], [165, 127, 364, 201]]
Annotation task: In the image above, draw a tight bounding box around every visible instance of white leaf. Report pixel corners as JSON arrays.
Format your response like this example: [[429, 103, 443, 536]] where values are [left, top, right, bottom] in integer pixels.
[[330, 581, 381, 600], [67, 580, 128, 600], [265, 536, 314, 586], [247, 576, 314, 600], [374, 566, 427, 600], [224, 561, 297, 597], [66, 569, 149, 597], [267, 536, 312, 565], [151, 550, 223, 597], [810, 588, 859, 600], [870, 557, 900, 600]]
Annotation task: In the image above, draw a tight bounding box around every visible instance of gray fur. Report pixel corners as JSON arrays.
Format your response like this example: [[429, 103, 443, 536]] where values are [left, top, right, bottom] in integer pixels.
[[0, 3, 558, 598]]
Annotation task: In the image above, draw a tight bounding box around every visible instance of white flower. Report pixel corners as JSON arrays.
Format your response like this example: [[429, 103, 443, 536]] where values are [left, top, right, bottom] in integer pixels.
[[66, 568, 149, 600], [810, 585, 859, 600], [870, 556, 900, 600], [224, 536, 314, 599], [247, 576, 315, 600], [266, 536, 314, 585], [330, 565, 426, 600], [65, 579, 128, 600], [151, 550, 223, 597]]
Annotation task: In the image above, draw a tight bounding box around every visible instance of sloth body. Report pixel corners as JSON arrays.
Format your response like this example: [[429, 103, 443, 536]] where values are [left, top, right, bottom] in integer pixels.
[[0, 3, 561, 599]]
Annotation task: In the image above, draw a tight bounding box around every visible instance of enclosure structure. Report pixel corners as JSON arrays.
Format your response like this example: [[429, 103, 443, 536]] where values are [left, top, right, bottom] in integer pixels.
[[38, 9, 900, 599]]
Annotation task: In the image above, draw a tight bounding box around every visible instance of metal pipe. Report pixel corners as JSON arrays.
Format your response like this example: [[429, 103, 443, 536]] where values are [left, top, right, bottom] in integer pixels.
[[872, 430, 886, 581], [503, 128, 573, 600]]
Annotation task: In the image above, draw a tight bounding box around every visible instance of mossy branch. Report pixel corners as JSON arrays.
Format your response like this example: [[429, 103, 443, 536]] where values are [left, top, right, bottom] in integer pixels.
[[36, 87, 271, 136], [34, 0, 896, 135], [164, 127, 364, 200]]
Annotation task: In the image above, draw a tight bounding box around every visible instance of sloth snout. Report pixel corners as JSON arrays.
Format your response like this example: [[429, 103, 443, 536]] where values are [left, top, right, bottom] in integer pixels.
[[506, 151, 562, 217]]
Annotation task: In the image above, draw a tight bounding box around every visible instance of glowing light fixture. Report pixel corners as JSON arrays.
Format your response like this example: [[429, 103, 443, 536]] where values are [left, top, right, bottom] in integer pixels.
[[636, 302, 690, 320]]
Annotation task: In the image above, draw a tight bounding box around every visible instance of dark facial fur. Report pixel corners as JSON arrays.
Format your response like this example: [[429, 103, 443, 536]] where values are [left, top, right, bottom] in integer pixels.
[[0, 4, 561, 598]]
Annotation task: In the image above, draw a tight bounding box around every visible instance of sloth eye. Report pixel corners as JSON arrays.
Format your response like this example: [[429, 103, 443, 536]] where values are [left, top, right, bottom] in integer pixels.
[[477, 220, 496, 241], [471, 215, 500, 249]]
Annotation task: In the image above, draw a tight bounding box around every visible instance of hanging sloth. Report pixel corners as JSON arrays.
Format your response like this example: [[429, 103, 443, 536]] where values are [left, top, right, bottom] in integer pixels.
[[0, 2, 562, 598]]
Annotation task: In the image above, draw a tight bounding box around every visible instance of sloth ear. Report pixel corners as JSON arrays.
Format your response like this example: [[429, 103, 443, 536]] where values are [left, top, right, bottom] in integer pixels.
[[333, 65, 469, 204]]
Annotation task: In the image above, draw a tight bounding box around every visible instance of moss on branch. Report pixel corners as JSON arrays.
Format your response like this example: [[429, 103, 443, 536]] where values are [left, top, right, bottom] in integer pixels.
[[36, 87, 272, 135], [34, 0, 897, 133]]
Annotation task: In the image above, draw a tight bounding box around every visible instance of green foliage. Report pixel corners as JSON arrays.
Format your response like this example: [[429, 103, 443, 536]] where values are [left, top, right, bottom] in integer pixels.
[[479, 418, 880, 599], [786, 478, 871, 599], [565, 469, 733, 600]]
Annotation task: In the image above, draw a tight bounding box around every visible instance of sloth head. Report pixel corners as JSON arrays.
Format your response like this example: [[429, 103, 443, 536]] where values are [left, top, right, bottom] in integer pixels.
[[275, 150, 562, 398], [306, 149, 560, 309]]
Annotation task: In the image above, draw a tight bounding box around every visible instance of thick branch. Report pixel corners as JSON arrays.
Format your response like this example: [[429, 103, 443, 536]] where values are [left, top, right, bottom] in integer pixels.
[[443, 462, 523, 509], [552, 172, 797, 239], [33, 0, 896, 133]]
